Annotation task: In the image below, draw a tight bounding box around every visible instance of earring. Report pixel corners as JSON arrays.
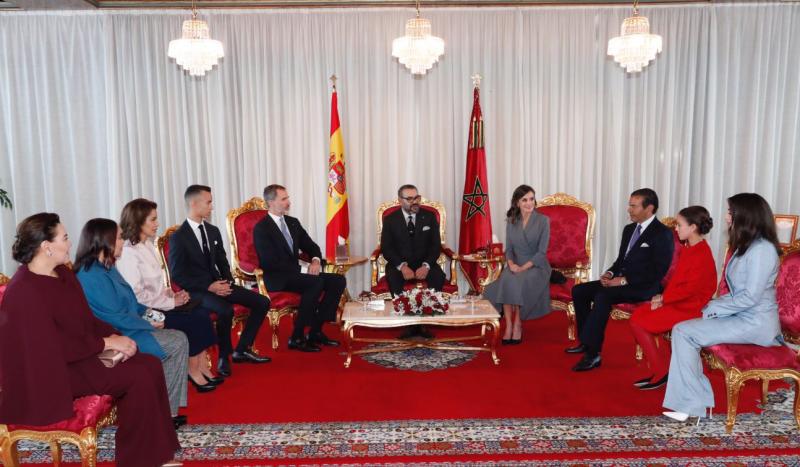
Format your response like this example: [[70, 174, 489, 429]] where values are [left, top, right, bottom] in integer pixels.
[[46, 249, 53, 257]]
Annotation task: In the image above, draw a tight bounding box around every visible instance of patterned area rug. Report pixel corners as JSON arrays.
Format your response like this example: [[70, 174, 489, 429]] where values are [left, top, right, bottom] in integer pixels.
[[14, 389, 800, 464], [360, 342, 477, 371]]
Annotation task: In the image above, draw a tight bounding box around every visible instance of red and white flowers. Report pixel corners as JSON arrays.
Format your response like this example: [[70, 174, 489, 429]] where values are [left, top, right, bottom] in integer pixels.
[[391, 288, 450, 316]]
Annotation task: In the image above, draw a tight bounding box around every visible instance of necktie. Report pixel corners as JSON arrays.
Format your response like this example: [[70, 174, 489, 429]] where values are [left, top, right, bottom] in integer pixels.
[[280, 217, 294, 250], [625, 224, 642, 257], [407, 215, 415, 237], [198, 224, 211, 258]]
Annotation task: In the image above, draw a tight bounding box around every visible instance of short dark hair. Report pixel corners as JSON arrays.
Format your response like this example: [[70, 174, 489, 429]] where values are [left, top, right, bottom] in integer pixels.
[[12, 212, 61, 264], [677, 205, 713, 235], [184, 185, 211, 204], [631, 188, 659, 213], [74, 218, 119, 271], [120, 198, 158, 245], [263, 184, 286, 203], [727, 193, 782, 257], [397, 184, 418, 198]]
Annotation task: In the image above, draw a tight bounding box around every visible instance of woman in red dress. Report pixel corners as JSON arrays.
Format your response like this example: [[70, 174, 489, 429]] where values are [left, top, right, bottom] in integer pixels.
[[0, 213, 181, 466], [629, 206, 717, 390]]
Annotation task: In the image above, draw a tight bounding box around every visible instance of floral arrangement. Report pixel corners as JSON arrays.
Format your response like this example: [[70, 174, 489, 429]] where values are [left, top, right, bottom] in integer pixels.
[[391, 288, 450, 316]]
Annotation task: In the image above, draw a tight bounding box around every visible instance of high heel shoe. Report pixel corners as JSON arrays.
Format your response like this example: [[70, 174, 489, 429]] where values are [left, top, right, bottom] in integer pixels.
[[188, 375, 216, 393], [501, 338, 513, 345], [202, 374, 225, 386]]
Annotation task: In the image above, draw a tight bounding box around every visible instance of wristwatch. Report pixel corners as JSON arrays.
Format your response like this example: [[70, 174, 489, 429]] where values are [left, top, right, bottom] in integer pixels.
[[620, 278, 627, 286]]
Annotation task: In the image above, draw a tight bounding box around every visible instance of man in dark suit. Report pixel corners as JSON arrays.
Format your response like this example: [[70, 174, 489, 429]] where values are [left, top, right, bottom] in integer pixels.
[[380, 184, 446, 338], [253, 184, 346, 352], [168, 185, 271, 377], [567, 188, 674, 372]]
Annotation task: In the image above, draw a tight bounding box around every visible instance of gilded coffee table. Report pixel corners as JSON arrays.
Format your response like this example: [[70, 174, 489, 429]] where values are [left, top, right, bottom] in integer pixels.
[[340, 299, 501, 368]]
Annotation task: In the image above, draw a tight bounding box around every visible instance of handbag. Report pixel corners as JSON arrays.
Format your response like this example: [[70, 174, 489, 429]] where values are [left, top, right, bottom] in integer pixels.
[[549, 270, 568, 284], [98, 349, 125, 368]]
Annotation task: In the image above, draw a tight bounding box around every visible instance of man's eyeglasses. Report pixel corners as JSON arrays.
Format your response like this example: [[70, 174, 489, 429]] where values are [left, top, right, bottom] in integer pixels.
[[400, 195, 421, 202]]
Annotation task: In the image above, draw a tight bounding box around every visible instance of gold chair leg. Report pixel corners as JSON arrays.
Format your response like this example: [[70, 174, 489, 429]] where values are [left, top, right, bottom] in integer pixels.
[[635, 344, 643, 361], [794, 379, 800, 431], [269, 312, 280, 350], [724, 371, 744, 434], [761, 379, 769, 406], [78, 427, 98, 467], [566, 302, 576, 341], [0, 432, 19, 467], [49, 440, 62, 467]]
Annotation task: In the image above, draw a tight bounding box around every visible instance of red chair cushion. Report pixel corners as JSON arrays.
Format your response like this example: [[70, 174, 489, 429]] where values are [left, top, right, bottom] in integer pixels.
[[371, 277, 458, 296], [0, 283, 6, 304], [706, 343, 800, 371], [8, 395, 114, 433], [267, 291, 302, 309], [233, 210, 268, 273], [538, 205, 590, 269], [233, 304, 251, 319], [777, 249, 800, 335], [614, 302, 642, 314], [550, 278, 575, 302]]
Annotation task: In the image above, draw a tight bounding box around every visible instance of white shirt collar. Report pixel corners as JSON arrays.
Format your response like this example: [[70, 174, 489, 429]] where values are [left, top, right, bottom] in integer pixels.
[[401, 209, 416, 220], [638, 214, 656, 232], [187, 217, 204, 230], [268, 212, 284, 225]]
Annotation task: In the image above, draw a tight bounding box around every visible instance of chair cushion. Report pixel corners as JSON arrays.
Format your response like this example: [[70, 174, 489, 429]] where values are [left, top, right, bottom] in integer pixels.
[[538, 205, 589, 269], [371, 277, 458, 296], [550, 278, 575, 302], [706, 343, 800, 371], [233, 210, 267, 273], [267, 291, 302, 309], [7, 395, 114, 433], [0, 283, 7, 304], [777, 249, 800, 335], [614, 302, 643, 314]]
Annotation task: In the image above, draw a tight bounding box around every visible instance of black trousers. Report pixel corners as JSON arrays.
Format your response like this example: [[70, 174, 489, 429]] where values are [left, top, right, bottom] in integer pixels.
[[274, 272, 346, 339], [385, 262, 445, 297], [571, 280, 659, 354], [196, 284, 269, 357]]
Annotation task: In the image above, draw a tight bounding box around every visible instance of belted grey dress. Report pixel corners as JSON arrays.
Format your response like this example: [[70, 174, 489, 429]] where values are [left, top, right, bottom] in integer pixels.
[[484, 211, 552, 320]]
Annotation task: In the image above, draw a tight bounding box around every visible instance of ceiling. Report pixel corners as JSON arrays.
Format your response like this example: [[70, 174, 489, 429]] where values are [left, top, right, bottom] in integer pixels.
[[0, 0, 784, 9]]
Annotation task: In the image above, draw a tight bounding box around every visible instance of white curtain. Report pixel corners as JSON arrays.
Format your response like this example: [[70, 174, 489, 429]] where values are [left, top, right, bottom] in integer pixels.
[[1, 3, 799, 295]]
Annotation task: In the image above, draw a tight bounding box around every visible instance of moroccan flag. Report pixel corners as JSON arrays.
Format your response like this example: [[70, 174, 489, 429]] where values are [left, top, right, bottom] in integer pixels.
[[458, 86, 493, 291], [326, 88, 350, 257]]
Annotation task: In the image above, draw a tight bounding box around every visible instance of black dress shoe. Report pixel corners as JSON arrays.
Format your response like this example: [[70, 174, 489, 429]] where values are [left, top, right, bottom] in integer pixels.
[[188, 375, 216, 393], [565, 344, 587, 354], [231, 349, 272, 363], [308, 332, 340, 347], [204, 375, 225, 386], [510, 338, 522, 345], [217, 357, 232, 377], [287, 337, 321, 352], [633, 375, 654, 388], [501, 338, 513, 345], [172, 415, 188, 429], [572, 353, 602, 372], [639, 374, 668, 390]]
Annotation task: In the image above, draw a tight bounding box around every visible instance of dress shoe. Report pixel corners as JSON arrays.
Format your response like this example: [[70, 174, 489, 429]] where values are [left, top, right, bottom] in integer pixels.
[[308, 332, 340, 347], [633, 375, 654, 388], [172, 414, 188, 429], [564, 344, 587, 354], [162, 460, 183, 467], [501, 338, 513, 345], [204, 374, 225, 386], [510, 338, 522, 345], [188, 375, 216, 393], [572, 353, 602, 372], [639, 374, 668, 391], [663, 411, 689, 422], [231, 349, 272, 363], [217, 357, 232, 377], [287, 337, 321, 352]]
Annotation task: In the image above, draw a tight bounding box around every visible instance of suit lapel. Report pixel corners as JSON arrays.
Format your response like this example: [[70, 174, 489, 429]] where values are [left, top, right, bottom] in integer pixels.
[[181, 221, 206, 260], [267, 215, 294, 255]]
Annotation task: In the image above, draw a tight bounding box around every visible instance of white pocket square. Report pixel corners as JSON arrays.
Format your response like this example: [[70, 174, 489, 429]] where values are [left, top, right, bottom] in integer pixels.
[[640, 243, 649, 248], [214, 240, 219, 245], [422, 226, 431, 231]]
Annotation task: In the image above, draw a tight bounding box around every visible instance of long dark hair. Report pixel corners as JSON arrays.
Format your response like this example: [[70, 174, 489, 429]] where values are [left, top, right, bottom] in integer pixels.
[[678, 206, 713, 235], [120, 198, 157, 245], [74, 218, 119, 271], [727, 193, 782, 257], [506, 185, 536, 224]]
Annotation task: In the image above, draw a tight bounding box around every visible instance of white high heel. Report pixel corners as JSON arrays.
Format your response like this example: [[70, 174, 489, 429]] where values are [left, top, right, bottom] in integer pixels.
[[663, 411, 689, 422]]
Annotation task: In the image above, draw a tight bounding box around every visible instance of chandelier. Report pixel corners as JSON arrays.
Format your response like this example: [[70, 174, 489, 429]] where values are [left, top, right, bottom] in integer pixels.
[[607, 0, 662, 73], [167, 0, 224, 77], [391, 0, 445, 75]]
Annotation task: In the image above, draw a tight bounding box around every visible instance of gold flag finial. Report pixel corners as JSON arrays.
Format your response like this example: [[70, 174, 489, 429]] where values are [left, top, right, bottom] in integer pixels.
[[471, 73, 482, 88], [330, 74, 338, 90]]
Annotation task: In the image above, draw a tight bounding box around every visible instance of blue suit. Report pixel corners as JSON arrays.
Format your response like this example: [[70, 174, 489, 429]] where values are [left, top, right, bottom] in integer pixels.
[[663, 238, 782, 416], [76, 261, 166, 360]]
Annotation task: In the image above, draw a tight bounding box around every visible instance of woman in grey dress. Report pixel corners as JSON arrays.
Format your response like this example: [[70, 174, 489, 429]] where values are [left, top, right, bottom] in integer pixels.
[[484, 185, 552, 344]]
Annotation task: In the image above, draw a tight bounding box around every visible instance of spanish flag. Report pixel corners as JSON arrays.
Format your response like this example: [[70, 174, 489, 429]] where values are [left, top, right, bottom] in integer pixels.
[[326, 87, 350, 257]]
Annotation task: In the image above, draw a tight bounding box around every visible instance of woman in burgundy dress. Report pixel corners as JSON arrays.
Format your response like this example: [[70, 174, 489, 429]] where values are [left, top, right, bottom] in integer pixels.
[[0, 213, 181, 467], [629, 206, 717, 390]]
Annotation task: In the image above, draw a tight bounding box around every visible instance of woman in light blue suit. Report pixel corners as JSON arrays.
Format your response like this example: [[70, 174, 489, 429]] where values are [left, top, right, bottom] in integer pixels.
[[663, 193, 784, 422], [75, 218, 190, 427]]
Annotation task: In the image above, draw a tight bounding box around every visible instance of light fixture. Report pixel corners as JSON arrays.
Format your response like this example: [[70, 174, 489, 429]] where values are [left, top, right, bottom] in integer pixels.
[[391, 0, 444, 75], [168, 0, 224, 77], [607, 0, 662, 73]]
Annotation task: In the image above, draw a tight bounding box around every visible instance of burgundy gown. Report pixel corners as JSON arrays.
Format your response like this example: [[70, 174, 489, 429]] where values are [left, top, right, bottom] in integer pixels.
[[0, 264, 179, 467]]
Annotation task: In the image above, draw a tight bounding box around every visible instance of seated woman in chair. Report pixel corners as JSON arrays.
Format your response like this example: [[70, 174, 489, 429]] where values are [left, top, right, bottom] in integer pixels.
[[483, 185, 551, 344], [663, 193, 784, 422], [629, 206, 717, 391], [75, 218, 191, 428], [0, 213, 180, 467], [117, 198, 220, 392]]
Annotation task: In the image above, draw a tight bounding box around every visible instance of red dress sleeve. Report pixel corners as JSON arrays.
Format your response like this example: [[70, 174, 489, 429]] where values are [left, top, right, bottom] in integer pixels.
[[662, 242, 717, 307]]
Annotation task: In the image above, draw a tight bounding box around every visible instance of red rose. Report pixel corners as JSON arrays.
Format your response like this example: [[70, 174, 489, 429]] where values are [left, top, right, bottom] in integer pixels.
[[422, 306, 433, 315]]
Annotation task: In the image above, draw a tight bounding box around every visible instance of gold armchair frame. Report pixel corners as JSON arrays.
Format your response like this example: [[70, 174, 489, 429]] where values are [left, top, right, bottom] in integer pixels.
[[701, 239, 800, 433], [226, 197, 297, 350], [538, 193, 596, 341], [369, 198, 459, 300]]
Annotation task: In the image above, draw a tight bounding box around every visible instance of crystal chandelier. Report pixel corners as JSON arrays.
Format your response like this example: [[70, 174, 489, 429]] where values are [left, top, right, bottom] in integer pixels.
[[391, 0, 444, 75], [168, 0, 224, 77], [607, 0, 662, 73]]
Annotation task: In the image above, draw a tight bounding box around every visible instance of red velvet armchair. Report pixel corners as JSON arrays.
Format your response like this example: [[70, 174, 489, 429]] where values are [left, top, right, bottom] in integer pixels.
[[702, 239, 800, 433], [226, 197, 303, 350], [0, 274, 117, 467], [369, 198, 459, 300], [538, 193, 596, 341]]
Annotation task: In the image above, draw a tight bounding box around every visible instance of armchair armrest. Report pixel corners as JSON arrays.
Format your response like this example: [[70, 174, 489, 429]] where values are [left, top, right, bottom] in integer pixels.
[[442, 245, 458, 260], [369, 247, 382, 261]]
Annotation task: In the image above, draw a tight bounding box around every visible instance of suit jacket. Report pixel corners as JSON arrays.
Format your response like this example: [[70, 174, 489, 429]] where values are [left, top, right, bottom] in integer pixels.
[[380, 208, 441, 270], [253, 213, 324, 291], [606, 217, 674, 292], [168, 220, 233, 294]]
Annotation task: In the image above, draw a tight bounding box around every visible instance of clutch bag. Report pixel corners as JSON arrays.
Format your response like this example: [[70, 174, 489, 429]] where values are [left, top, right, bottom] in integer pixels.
[[98, 349, 125, 368]]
